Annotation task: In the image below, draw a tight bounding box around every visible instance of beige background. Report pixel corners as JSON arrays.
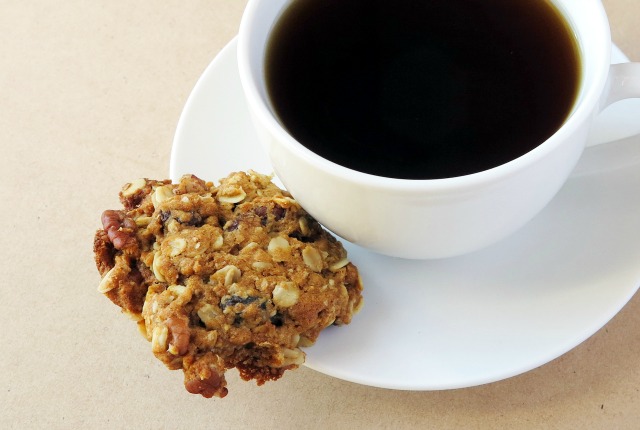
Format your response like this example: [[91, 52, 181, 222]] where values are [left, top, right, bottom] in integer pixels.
[[1, 1, 639, 428]]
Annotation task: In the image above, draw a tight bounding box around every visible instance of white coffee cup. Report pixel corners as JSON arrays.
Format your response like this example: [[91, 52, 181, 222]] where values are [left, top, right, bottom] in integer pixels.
[[238, 0, 640, 259]]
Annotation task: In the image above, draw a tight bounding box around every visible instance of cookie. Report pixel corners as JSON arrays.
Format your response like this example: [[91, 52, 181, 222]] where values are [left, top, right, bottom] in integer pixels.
[[93, 171, 363, 398]]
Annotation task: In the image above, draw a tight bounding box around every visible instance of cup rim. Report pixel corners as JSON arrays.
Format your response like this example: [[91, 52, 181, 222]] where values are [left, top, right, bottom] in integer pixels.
[[238, 0, 612, 193]]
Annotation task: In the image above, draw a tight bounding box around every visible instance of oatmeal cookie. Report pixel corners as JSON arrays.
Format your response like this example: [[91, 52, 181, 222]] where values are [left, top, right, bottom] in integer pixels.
[[93, 171, 363, 398]]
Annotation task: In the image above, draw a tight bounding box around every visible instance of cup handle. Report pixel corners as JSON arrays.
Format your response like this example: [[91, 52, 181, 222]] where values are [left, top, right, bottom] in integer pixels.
[[585, 62, 640, 148], [601, 62, 640, 108]]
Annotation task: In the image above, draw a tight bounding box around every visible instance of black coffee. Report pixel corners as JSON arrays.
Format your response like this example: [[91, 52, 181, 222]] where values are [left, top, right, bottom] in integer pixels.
[[265, 0, 581, 179]]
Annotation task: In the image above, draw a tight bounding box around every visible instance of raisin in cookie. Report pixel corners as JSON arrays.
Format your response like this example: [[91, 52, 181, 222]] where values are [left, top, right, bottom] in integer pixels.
[[93, 171, 363, 398]]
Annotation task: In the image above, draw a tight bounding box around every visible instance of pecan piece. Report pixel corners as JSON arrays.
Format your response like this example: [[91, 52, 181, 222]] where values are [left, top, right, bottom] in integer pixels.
[[166, 316, 190, 356], [101, 210, 138, 253], [183, 353, 228, 398]]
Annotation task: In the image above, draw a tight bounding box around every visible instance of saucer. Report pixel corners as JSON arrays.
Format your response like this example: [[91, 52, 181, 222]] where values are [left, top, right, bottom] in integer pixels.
[[170, 38, 640, 390]]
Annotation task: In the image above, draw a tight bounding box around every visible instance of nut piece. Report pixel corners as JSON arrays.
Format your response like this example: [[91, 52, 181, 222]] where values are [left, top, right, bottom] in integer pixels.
[[329, 258, 350, 272], [197, 304, 221, 329], [151, 185, 174, 208], [267, 236, 290, 262], [165, 219, 180, 234], [218, 186, 247, 204], [97, 267, 117, 293], [122, 178, 147, 197], [215, 265, 242, 287], [184, 354, 228, 398], [297, 335, 315, 348], [212, 234, 224, 250], [272, 281, 300, 308], [298, 217, 310, 236], [151, 325, 169, 352], [101, 210, 137, 251], [206, 330, 219, 346], [252, 261, 273, 271], [302, 245, 323, 272], [135, 216, 152, 227], [167, 237, 187, 257], [273, 196, 298, 207], [166, 317, 190, 356], [152, 253, 167, 282], [281, 348, 305, 367], [167, 284, 187, 297]]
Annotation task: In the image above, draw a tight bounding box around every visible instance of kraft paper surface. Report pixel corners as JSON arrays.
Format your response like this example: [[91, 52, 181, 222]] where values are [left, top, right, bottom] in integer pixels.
[[2, 1, 639, 428]]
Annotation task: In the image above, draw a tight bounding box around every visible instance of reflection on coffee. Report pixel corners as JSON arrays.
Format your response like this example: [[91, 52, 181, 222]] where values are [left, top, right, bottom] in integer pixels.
[[265, 0, 581, 179]]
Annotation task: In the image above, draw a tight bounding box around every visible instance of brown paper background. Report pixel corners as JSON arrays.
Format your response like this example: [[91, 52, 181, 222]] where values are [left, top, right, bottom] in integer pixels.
[[1, 1, 639, 428]]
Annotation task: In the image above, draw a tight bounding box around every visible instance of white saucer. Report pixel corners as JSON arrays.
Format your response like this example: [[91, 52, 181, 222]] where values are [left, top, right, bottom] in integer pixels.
[[171, 38, 640, 390]]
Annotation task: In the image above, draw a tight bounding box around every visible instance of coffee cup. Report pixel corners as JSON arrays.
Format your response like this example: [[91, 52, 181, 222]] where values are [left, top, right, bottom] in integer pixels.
[[238, 0, 640, 259]]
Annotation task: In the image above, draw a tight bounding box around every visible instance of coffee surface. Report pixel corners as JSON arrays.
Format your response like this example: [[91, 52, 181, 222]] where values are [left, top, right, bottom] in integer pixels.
[[266, 0, 581, 179]]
